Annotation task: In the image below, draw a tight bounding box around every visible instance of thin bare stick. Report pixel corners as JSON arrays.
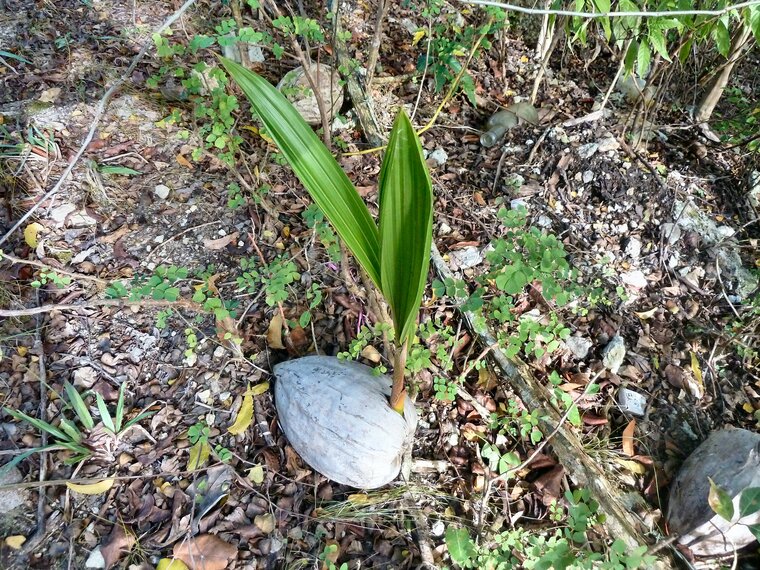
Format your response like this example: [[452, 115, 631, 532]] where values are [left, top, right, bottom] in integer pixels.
[[1, 251, 109, 285], [0, 297, 211, 318], [365, 0, 390, 87], [0, 0, 199, 247], [462, 0, 760, 18], [19, 295, 49, 556]]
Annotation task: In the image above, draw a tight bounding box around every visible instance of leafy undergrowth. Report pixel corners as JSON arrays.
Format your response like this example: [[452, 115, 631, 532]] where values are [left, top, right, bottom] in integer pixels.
[[1, 0, 760, 569]]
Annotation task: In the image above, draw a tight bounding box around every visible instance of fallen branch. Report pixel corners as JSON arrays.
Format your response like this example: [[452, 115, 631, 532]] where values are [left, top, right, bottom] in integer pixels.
[[1, 251, 109, 286], [429, 246, 661, 556], [0, 297, 210, 318]]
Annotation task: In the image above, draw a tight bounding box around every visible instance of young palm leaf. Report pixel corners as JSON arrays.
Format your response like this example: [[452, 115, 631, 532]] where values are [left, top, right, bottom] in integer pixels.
[[220, 57, 382, 289], [378, 110, 433, 345]]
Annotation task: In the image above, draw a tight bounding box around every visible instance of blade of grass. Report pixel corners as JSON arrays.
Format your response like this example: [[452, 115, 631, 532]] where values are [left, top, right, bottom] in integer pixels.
[[58, 418, 83, 443], [220, 57, 382, 288], [378, 109, 433, 344], [95, 393, 116, 434], [3, 407, 69, 441], [115, 384, 126, 433], [64, 383, 94, 430]]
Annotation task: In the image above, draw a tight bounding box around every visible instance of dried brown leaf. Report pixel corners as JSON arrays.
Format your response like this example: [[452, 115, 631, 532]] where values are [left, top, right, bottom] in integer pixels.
[[266, 314, 285, 349], [622, 419, 636, 457], [203, 232, 239, 251], [172, 534, 237, 570], [100, 525, 136, 568]]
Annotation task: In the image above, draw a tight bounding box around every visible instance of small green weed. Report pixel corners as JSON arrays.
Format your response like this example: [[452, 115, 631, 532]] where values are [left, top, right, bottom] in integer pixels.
[[30, 270, 72, 289], [2, 382, 153, 474], [446, 488, 654, 569]]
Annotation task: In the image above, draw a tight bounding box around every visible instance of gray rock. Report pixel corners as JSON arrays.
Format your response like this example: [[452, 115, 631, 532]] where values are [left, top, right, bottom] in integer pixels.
[[582, 170, 594, 183], [597, 136, 620, 153], [537, 215, 552, 228], [578, 142, 598, 159], [449, 246, 483, 270], [0, 467, 26, 514], [565, 336, 592, 360], [221, 35, 265, 64], [601, 335, 626, 374], [510, 198, 528, 210], [85, 547, 106, 569], [154, 184, 170, 200], [621, 270, 647, 289], [749, 170, 760, 211], [625, 237, 642, 259], [668, 428, 760, 557], [427, 148, 448, 167], [274, 355, 417, 488], [277, 64, 344, 126], [716, 248, 759, 300], [661, 222, 681, 245], [617, 388, 647, 417]]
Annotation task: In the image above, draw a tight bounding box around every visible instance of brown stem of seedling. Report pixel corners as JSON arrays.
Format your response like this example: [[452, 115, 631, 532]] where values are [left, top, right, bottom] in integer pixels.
[[389, 338, 408, 414]]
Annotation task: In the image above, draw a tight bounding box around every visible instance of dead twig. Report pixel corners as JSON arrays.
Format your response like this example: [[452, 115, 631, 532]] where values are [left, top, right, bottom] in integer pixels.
[[1, 251, 109, 286], [19, 293, 50, 557], [0, 297, 211, 318], [365, 0, 389, 88]]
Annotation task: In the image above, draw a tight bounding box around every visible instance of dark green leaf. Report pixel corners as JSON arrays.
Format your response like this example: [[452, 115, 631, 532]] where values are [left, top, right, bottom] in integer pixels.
[[637, 39, 651, 77], [708, 478, 735, 521], [3, 407, 68, 441], [739, 487, 760, 517], [748, 524, 760, 542], [98, 165, 142, 176], [378, 110, 433, 343], [0, 50, 32, 64], [95, 393, 115, 433], [713, 22, 730, 58], [221, 57, 381, 288], [445, 527, 476, 566], [64, 383, 94, 430]]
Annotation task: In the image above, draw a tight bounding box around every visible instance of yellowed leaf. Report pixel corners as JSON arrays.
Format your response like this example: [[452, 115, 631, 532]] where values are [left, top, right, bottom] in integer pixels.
[[743, 402, 755, 414], [347, 493, 369, 504], [634, 308, 657, 320], [17, 346, 28, 357], [690, 352, 703, 387], [39, 87, 61, 103], [24, 222, 44, 248], [412, 29, 426, 46], [156, 558, 190, 570], [176, 154, 193, 169], [614, 458, 646, 474], [5, 535, 26, 549], [173, 534, 237, 570], [266, 314, 285, 349], [245, 382, 269, 397], [360, 345, 381, 363], [254, 513, 275, 534], [66, 478, 115, 495], [228, 393, 253, 435], [247, 464, 264, 484], [187, 440, 210, 471], [622, 419, 636, 457]]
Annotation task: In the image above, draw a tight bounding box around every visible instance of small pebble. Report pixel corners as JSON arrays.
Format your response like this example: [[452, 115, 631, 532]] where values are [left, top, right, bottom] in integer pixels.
[[602, 335, 626, 374], [154, 184, 171, 200]]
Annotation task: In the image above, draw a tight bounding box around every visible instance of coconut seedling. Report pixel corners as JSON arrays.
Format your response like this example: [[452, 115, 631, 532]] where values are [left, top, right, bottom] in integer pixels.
[[222, 57, 433, 487]]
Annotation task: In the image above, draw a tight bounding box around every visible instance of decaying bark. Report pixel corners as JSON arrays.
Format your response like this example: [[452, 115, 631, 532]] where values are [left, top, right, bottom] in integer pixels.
[[695, 25, 753, 125]]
